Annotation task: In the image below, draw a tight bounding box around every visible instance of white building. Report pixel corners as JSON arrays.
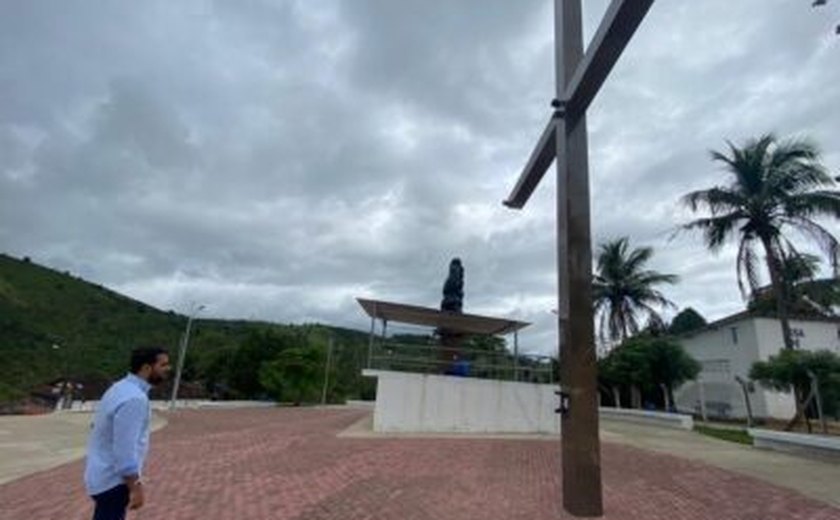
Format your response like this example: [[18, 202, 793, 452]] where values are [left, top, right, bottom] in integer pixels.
[[674, 312, 840, 420]]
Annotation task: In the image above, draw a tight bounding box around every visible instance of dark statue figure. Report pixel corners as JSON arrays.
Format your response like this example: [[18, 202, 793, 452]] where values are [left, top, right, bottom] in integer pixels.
[[438, 258, 466, 371], [440, 258, 464, 313]]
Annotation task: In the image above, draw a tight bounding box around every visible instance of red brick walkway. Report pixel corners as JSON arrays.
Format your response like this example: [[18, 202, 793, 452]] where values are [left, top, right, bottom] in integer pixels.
[[1, 408, 838, 519]]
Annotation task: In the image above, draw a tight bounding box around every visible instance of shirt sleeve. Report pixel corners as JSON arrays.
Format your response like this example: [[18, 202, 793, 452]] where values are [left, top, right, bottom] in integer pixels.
[[112, 397, 147, 477]]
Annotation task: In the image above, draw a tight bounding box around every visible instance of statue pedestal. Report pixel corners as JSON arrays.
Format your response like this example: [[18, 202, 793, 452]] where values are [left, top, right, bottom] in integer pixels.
[[362, 369, 560, 434]]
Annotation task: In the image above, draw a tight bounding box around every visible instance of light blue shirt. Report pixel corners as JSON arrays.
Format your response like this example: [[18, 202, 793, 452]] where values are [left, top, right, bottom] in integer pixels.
[[84, 374, 152, 496]]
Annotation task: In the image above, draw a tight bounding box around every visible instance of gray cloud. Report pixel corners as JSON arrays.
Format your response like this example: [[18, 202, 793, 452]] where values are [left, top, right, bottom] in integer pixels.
[[1, 0, 839, 355]]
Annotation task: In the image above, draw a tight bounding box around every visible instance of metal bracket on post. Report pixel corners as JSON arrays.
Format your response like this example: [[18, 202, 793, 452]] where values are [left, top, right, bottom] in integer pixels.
[[555, 389, 570, 417], [551, 98, 567, 119]]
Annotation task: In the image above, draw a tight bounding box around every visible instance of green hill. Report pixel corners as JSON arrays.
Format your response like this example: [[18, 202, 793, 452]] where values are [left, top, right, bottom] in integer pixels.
[[0, 254, 372, 404]]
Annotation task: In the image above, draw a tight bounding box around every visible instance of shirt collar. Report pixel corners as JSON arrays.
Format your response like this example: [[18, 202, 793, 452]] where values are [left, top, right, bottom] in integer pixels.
[[125, 373, 152, 394]]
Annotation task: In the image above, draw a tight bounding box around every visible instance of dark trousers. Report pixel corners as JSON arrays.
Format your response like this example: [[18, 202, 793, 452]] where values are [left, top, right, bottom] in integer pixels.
[[91, 484, 129, 520]]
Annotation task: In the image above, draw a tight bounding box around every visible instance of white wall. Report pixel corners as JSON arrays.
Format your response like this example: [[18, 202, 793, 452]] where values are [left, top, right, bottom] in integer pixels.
[[676, 316, 840, 420], [675, 317, 761, 418], [364, 370, 560, 434], [753, 318, 840, 418]]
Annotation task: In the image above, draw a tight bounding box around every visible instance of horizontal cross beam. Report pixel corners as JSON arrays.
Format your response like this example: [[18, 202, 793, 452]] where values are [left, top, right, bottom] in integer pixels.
[[503, 0, 654, 210], [564, 0, 654, 123], [503, 115, 558, 209]]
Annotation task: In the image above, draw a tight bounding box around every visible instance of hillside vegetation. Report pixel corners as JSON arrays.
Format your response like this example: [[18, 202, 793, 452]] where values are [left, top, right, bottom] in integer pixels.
[[0, 254, 372, 404]]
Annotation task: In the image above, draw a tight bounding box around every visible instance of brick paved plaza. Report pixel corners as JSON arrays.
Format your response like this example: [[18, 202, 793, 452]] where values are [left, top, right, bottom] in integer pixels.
[[1, 408, 837, 520]]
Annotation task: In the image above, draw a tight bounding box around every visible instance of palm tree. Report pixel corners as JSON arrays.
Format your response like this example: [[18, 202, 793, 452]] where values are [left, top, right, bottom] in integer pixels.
[[681, 134, 840, 351], [593, 237, 678, 343], [810, 0, 839, 35], [749, 253, 840, 317]]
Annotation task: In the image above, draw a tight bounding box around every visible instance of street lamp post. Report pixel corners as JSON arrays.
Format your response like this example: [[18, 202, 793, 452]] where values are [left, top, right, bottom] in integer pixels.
[[52, 343, 67, 411], [321, 335, 334, 405], [169, 303, 205, 410]]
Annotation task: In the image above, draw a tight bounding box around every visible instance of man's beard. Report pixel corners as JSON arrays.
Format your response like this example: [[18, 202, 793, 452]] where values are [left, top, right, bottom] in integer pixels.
[[147, 373, 166, 386]]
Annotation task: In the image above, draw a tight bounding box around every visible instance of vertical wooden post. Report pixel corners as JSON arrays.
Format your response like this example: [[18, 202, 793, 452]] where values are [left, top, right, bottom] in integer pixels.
[[556, 0, 602, 516]]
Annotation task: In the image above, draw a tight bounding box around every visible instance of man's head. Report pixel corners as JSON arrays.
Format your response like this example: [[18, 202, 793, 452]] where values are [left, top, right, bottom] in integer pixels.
[[130, 347, 171, 386]]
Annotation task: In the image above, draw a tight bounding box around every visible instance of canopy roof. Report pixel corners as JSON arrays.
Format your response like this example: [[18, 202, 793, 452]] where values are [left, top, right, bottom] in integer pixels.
[[357, 298, 530, 336]]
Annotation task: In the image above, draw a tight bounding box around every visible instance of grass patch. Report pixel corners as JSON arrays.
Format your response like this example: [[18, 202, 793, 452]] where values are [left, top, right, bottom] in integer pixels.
[[695, 425, 754, 445]]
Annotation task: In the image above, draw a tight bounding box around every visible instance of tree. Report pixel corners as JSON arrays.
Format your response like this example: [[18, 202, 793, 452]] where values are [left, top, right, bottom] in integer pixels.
[[644, 337, 701, 410], [748, 253, 840, 317], [811, 0, 839, 35], [593, 237, 678, 343], [598, 336, 699, 410], [750, 349, 840, 429], [668, 308, 707, 335], [681, 134, 840, 352], [598, 341, 652, 408], [194, 344, 237, 399], [228, 329, 295, 398], [259, 344, 323, 405], [597, 356, 623, 408]]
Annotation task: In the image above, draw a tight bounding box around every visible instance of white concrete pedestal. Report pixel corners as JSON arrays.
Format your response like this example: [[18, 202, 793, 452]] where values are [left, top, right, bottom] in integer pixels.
[[363, 369, 560, 434]]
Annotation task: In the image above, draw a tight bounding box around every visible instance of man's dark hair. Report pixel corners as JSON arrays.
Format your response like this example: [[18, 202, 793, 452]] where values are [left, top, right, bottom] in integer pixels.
[[130, 347, 168, 373]]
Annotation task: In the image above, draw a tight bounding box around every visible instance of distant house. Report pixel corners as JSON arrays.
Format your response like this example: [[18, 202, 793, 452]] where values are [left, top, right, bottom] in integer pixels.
[[674, 312, 840, 420]]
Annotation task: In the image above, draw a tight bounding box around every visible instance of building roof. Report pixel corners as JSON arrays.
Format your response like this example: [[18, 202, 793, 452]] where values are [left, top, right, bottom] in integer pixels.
[[356, 298, 530, 336], [679, 309, 840, 339]]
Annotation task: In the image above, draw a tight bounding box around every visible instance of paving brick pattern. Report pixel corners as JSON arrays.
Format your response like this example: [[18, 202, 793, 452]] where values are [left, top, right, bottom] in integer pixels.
[[1, 408, 838, 519]]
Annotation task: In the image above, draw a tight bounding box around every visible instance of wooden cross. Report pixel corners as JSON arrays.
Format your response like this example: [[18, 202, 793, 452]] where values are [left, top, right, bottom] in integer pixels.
[[503, 0, 654, 516]]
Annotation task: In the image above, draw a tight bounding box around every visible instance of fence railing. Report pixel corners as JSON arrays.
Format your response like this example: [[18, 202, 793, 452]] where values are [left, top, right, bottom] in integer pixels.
[[369, 340, 556, 384]]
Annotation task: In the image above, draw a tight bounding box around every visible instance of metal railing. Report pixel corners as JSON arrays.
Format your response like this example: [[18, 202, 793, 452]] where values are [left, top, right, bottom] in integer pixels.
[[369, 340, 556, 384]]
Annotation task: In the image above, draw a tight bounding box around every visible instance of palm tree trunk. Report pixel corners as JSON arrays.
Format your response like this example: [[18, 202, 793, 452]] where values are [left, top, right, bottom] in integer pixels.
[[759, 236, 795, 351], [659, 383, 671, 411], [760, 237, 807, 428]]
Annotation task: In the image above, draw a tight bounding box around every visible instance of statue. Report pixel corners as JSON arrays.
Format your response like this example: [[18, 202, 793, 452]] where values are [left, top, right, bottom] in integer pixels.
[[438, 258, 465, 372], [440, 258, 464, 313]]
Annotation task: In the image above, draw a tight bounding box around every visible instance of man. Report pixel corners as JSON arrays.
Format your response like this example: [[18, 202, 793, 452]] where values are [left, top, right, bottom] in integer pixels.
[[84, 347, 171, 520]]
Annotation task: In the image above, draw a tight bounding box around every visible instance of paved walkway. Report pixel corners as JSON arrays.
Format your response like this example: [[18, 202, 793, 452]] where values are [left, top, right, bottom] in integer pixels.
[[0, 408, 838, 519], [601, 419, 840, 508], [0, 411, 166, 485]]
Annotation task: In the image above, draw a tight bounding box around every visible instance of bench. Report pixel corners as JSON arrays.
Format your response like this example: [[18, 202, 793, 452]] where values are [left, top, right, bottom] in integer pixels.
[[599, 407, 694, 430], [748, 428, 840, 461]]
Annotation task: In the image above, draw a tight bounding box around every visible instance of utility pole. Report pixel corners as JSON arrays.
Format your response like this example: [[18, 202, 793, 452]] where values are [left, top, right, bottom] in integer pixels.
[[321, 335, 334, 405], [169, 303, 205, 410]]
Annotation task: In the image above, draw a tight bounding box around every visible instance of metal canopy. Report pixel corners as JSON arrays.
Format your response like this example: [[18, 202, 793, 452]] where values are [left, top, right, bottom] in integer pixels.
[[356, 298, 530, 336]]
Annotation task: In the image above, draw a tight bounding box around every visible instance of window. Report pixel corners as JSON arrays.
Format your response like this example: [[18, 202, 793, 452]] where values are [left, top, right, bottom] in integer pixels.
[[702, 359, 731, 376], [730, 327, 738, 344]]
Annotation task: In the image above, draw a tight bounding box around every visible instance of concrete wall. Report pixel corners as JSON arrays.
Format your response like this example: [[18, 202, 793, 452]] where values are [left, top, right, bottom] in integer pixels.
[[363, 370, 560, 434], [753, 318, 795, 418], [675, 318, 761, 418], [600, 408, 693, 430], [65, 399, 276, 412], [749, 428, 840, 462]]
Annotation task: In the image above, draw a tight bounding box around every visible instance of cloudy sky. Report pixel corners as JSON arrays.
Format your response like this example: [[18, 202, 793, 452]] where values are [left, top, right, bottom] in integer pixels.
[[1, 0, 838, 355]]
